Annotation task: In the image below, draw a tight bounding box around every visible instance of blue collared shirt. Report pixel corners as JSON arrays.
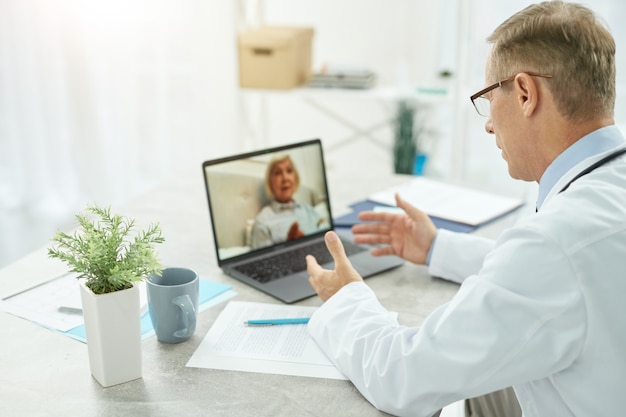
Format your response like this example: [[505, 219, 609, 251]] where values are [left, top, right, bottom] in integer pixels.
[[536, 125, 626, 210]]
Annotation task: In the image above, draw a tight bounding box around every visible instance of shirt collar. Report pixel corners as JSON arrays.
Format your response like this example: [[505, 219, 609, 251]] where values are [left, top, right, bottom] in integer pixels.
[[536, 125, 626, 210], [270, 199, 299, 211]]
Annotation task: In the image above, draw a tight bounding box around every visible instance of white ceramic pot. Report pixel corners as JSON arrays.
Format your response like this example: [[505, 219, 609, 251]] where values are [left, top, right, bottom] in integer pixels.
[[79, 280, 142, 387]]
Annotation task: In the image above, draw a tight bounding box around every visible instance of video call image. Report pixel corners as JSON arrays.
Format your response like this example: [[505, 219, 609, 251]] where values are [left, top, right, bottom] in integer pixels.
[[204, 143, 331, 261]]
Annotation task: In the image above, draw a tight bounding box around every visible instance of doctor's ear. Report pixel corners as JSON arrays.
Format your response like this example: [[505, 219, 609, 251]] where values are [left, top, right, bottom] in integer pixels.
[[514, 73, 539, 117]]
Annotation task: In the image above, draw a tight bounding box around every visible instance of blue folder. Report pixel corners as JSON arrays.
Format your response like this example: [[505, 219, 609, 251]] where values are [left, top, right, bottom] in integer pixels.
[[333, 200, 478, 233]]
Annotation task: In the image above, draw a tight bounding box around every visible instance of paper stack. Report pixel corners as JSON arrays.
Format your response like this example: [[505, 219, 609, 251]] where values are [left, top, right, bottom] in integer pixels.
[[308, 64, 377, 89]]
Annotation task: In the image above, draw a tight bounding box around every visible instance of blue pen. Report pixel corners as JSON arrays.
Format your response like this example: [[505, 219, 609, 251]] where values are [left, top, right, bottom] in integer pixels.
[[245, 317, 310, 326]]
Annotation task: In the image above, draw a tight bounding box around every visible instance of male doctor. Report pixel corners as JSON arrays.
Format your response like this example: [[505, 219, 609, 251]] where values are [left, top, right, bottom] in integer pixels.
[[305, 2, 626, 416]]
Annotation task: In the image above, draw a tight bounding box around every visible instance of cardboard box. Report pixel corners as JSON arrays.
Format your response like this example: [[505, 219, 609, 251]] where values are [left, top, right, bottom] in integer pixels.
[[238, 26, 314, 89]]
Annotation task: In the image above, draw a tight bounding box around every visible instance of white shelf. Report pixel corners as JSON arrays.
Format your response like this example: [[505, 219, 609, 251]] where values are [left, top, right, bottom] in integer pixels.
[[240, 84, 452, 104]]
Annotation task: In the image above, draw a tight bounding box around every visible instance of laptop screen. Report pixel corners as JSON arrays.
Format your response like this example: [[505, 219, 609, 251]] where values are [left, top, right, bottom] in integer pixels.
[[202, 139, 333, 264]]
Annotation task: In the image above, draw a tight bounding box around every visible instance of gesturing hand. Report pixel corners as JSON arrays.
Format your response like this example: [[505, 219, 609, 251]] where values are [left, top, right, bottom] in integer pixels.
[[352, 193, 437, 265], [306, 231, 364, 302]]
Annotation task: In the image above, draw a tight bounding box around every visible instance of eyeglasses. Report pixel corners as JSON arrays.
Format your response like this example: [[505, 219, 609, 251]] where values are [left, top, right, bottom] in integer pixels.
[[470, 72, 552, 117]]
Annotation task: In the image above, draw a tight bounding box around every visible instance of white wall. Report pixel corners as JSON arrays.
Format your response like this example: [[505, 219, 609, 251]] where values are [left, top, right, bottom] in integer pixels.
[[253, 0, 444, 87], [237, 0, 459, 180], [246, 0, 626, 187]]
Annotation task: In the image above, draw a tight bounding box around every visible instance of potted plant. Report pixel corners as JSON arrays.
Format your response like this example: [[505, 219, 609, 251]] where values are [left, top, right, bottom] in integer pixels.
[[48, 204, 164, 387], [393, 99, 427, 175]]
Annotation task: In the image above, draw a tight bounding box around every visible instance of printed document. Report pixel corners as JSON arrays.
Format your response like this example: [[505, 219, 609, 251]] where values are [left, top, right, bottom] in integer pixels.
[[368, 177, 523, 226], [186, 301, 347, 380]]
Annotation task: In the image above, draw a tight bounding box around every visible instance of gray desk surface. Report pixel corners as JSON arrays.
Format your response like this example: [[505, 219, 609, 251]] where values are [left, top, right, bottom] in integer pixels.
[[0, 168, 529, 417]]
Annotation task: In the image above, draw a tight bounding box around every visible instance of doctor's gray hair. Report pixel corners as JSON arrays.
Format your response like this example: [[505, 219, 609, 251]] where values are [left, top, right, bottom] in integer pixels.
[[487, 1, 615, 122]]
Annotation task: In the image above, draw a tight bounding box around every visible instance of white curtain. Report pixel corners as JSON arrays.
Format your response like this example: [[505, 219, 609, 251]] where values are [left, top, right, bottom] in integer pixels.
[[0, 0, 240, 267]]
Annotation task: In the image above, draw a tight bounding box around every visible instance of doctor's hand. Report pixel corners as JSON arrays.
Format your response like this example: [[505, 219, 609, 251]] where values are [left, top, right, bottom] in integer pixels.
[[352, 193, 436, 265], [306, 231, 364, 302]]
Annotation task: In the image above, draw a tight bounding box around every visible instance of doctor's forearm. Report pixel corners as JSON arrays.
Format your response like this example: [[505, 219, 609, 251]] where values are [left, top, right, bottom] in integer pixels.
[[309, 283, 458, 417], [428, 230, 495, 283]]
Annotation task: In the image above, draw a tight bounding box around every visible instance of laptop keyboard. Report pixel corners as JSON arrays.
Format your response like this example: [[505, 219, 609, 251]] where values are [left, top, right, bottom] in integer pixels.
[[233, 239, 366, 284]]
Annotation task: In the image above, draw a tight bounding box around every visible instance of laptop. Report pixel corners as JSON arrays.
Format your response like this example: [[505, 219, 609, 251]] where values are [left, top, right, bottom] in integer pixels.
[[201, 139, 404, 303]]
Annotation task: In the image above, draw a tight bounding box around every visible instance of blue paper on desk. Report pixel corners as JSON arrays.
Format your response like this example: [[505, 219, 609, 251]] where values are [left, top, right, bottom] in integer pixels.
[[65, 279, 234, 343], [334, 200, 478, 233]]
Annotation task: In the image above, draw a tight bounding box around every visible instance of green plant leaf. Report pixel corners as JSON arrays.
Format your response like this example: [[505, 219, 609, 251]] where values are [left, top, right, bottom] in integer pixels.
[[47, 204, 165, 294]]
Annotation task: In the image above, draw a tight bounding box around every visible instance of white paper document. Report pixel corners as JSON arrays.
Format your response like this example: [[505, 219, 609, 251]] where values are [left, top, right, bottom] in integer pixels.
[[368, 177, 523, 226], [0, 272, 85, 332], [0, 272, 149, 332], [186, 301, 347, 380]]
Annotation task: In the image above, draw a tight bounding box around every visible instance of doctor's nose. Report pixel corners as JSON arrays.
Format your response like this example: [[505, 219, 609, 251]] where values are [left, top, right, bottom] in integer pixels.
[[485, 117, 495, 135]]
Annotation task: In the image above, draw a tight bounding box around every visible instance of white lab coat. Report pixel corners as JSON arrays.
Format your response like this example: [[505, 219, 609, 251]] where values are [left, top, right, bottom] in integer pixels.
[[309, 149, 626, 417]]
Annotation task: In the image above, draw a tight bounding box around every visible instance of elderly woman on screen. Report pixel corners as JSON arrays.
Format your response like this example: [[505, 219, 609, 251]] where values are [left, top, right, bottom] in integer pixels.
[[250, 155, 326, 249]]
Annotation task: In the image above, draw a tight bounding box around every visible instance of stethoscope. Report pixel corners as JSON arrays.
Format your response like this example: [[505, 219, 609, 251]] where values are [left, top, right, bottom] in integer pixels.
[[558, 147, 626, 194], [536, 147, 626, 212]]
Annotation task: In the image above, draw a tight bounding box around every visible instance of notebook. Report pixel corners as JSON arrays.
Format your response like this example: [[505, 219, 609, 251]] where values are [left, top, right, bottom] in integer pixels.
[[201, 139, 404, 303]]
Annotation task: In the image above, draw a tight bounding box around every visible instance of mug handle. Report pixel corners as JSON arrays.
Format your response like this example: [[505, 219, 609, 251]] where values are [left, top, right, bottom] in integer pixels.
[[172, 294, 197, 339]]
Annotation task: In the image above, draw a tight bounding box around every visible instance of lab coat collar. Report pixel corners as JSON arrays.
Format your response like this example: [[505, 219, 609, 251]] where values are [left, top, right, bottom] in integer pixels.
[[536, 125, 626, 211]]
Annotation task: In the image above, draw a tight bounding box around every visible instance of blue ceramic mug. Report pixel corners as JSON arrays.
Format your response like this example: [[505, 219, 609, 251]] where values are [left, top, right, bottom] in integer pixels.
[[147, 267, 199, 343]]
